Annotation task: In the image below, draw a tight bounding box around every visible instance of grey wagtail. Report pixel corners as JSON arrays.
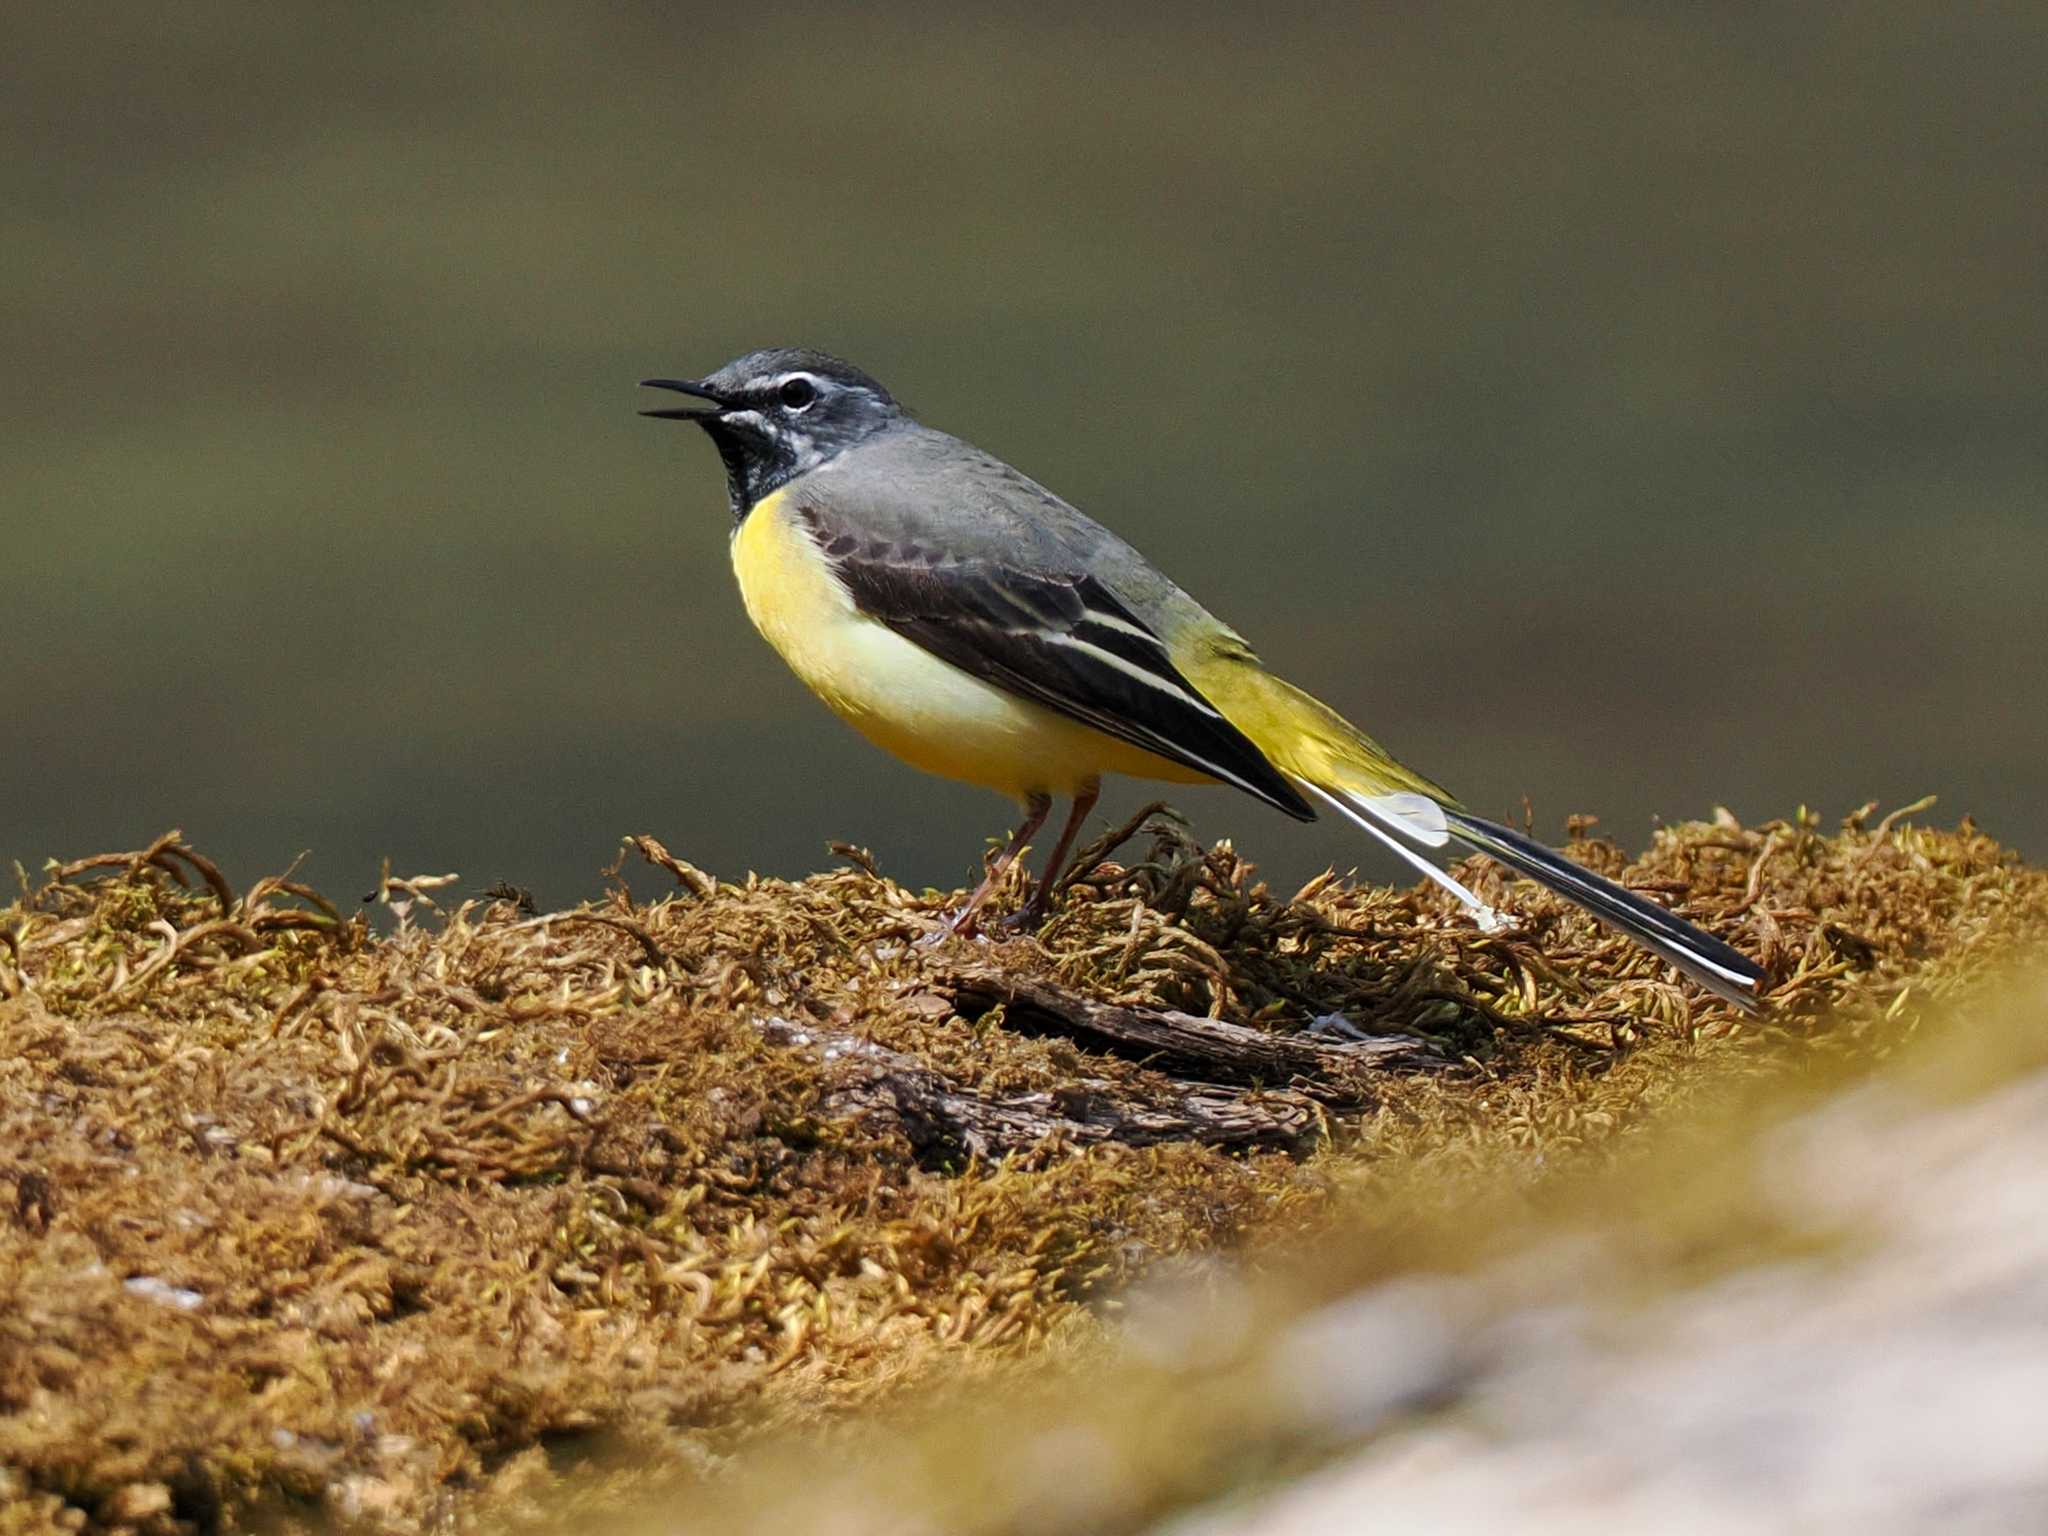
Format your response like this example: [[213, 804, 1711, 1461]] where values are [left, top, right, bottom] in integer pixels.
[[642, 348, 1764, 1010]]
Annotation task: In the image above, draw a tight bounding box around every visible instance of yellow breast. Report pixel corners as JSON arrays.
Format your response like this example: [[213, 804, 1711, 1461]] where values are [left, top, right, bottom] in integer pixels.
[[729, 489, 1206, 799]]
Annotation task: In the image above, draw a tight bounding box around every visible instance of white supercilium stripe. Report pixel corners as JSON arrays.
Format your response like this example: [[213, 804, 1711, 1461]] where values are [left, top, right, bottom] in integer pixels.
[[1299, 780, 1507, 930]]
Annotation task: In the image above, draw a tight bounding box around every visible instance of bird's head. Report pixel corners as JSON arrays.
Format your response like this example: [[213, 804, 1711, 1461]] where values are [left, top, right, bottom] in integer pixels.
[[642, 348, 903, 517]]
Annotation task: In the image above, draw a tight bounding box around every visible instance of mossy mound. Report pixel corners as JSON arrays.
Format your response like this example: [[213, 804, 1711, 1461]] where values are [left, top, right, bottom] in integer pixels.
[[0, 803, 2040, 1533]]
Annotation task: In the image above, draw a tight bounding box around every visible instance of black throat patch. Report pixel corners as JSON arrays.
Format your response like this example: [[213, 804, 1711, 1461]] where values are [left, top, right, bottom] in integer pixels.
[[703, 418, 802, 521]]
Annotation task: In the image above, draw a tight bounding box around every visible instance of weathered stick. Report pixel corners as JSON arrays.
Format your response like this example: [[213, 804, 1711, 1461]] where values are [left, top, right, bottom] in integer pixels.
[[937, 966, 1441, 1092], [759, 1017, 1321, 1158]]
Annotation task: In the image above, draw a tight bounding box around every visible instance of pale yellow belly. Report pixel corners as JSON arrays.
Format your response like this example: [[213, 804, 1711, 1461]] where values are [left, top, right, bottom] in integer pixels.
[[729, 489, 1206, 800]]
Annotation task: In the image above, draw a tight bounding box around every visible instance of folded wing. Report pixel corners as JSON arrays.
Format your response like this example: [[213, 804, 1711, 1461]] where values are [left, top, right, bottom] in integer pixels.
[[797, 504, 1314, 820]]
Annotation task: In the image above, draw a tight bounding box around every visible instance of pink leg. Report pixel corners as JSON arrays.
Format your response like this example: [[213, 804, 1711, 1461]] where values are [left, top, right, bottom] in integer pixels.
[[937, 793, 1051, 940], [1011, 780, 1100, 930]]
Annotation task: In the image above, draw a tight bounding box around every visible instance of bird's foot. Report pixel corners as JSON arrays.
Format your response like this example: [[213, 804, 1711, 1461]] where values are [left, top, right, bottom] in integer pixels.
[[918, 899, 1049, 946], [916, 919, 968, 949], [994, 898, 1055, 935], [918, 903, 993, 947]]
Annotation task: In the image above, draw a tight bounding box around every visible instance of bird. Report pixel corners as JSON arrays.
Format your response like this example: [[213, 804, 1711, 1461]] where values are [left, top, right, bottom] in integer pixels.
[[641, 348, 1764, 1011]]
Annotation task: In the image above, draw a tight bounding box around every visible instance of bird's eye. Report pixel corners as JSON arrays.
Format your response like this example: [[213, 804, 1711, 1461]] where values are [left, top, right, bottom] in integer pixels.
[[778, 377, 817, 411]]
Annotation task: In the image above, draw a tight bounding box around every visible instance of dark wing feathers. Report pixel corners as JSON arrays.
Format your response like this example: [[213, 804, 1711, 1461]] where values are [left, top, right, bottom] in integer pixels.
[[800, 509, 1313, 819]]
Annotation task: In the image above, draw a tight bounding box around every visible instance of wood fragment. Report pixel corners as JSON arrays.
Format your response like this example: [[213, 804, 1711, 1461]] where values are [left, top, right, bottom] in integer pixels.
[[759, 1016, 1322, 1157], [937, 965, 1442, 1096]]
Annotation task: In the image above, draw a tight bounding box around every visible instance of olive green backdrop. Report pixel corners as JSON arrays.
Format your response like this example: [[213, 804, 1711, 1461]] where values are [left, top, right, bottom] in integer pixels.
[[8, 3, 2044, 904]]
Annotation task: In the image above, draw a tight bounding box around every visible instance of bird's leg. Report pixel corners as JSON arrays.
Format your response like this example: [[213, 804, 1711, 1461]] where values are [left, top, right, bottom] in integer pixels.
[[1008, 780, 1099, 931], [934, 793, 1051, 941]]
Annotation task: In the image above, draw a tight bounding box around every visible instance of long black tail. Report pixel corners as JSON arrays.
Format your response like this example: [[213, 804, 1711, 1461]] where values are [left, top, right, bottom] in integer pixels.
[[1444, 810, 1764, 1011]]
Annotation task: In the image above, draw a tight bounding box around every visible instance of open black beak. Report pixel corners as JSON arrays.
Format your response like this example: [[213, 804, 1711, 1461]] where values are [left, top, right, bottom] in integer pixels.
[[639, 378, 727, 421]]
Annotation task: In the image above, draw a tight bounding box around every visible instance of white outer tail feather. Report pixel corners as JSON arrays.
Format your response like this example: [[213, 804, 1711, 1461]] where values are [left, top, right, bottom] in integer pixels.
[[1296, 780, 1509, 932], [1295, 773, 1763, 1010], [1363, 790, 1450, 846], [1442, 809, 1764, 1009]]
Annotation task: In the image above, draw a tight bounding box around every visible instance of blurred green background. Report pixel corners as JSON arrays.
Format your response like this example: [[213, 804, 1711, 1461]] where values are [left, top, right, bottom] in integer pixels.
[[7, 2, 2044, 904]]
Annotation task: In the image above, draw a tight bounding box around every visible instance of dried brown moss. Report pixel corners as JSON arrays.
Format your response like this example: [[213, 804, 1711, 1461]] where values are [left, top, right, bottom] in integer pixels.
[[614, 959, 2048, 1536], [0, 803, 2041, 1534]]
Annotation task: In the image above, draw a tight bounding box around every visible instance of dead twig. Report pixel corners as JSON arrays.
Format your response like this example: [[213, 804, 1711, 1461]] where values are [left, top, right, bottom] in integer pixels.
[[759, 1016, 1323, 1157], [535, 911, 671, 969], [939, 965, 1441, 1099], [1055, 801, 1180, 896], [624, 834, 718, 898], [1860, 795, 1940, 866], [50, 829, 236, 916]]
